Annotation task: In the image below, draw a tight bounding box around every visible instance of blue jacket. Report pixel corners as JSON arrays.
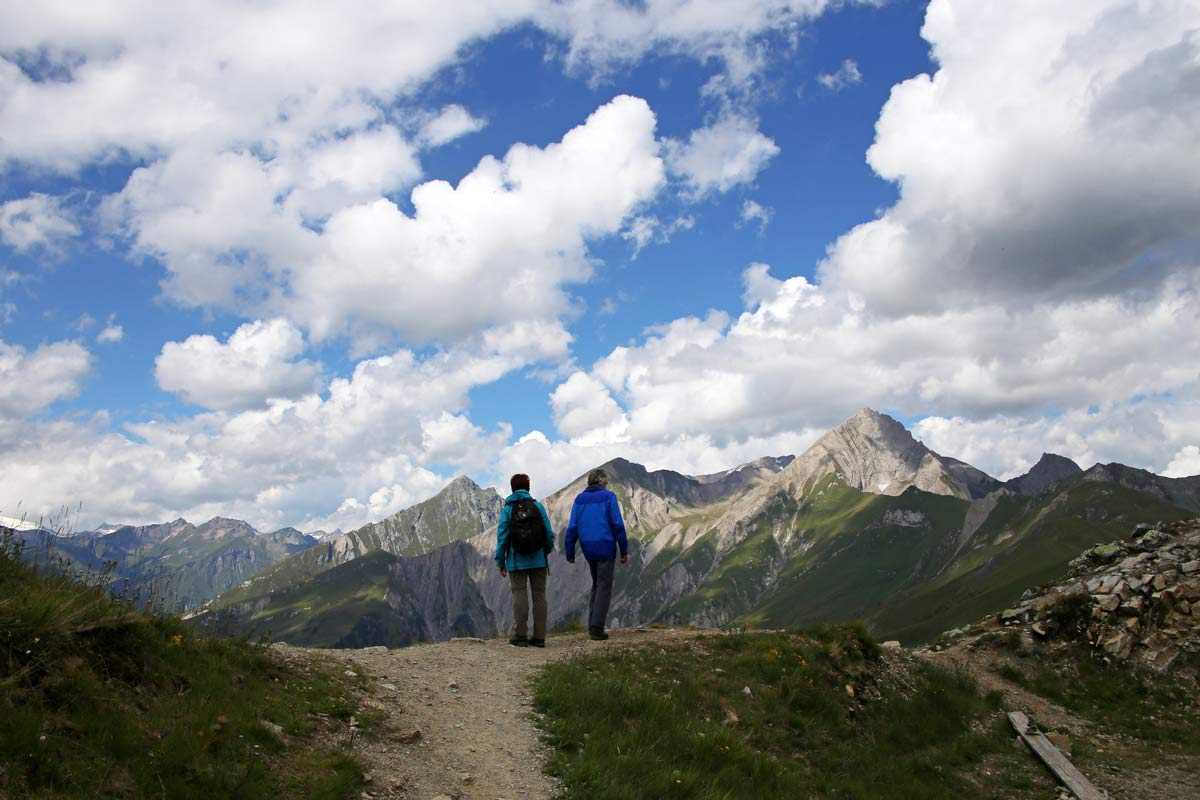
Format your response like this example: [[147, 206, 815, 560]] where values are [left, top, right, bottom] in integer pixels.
[[494, 490, 555, 572], [564, 485, 628, 562]]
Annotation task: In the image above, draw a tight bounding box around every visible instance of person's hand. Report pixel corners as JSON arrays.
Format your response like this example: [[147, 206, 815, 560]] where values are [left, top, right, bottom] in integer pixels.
[[620, 554, 629, 565], [499, 566, 507, 578]]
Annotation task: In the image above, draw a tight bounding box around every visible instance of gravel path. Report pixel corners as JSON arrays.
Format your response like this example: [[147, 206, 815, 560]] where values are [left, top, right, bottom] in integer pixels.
[[285, 629, 700, 800]]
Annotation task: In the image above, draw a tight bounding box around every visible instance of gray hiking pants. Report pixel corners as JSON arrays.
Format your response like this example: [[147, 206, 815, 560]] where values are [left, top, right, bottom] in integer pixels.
[[587, 558, 615, 631], [510, 567, 547, 640]]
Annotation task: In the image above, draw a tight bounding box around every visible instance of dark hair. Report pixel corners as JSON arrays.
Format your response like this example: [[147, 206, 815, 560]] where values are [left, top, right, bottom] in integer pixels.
[[587, 468, 608, 487], [510, 473, 530, 492]]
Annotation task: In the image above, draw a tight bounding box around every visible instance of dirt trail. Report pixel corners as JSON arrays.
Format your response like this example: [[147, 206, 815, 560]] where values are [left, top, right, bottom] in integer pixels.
[[281, 629, 699, 800]]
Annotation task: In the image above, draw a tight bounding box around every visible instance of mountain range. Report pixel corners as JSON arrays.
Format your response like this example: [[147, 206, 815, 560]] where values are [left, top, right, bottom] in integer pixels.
[[10, 517, 320, 610], [188, 408, 1200, 647]]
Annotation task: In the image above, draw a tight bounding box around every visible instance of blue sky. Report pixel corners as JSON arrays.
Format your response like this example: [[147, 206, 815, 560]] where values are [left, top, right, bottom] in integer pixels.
[[2, 1, 1198, 531]]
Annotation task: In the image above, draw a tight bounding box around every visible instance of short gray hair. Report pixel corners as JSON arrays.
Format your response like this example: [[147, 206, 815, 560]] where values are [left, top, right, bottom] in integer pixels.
[[587, 468, 608, 487]]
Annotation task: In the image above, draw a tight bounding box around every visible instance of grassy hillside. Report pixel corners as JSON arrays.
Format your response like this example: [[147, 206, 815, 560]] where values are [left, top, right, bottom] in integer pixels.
[[871, 480, 1194, 642], [0, 529, 368, 799], [534, 625, 1045, 799]]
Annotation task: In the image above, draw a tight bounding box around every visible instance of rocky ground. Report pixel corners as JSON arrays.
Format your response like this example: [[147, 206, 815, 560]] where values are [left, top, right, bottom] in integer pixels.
[[275, 628, 707, 800]]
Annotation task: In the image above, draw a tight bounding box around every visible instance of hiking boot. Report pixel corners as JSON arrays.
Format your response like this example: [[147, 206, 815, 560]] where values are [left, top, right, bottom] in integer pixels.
[[529, 638, 545, 648], [587, 627, 609, 641], [509, 636, 529, 647]]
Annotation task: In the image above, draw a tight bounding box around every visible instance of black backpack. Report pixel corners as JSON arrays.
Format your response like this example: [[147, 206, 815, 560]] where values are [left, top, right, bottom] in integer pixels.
[[507, 499, 547, 556]]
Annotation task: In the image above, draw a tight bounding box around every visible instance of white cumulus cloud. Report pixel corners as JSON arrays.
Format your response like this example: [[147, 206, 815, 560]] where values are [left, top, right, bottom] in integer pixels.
[[816, 58, 862, 91], [155, 319, 321, 410], [665, 114, 780, 197], [1164, 445, 1200, 478], [0, 339, 91, 420], [418, 105, 487, 147], [0, 194, 79, 253]]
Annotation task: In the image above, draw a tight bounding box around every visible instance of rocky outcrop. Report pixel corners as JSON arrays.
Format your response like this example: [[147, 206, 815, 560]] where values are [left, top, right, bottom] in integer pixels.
[[1003, 453, 1082, 496], [994, 518, 1200, 673]]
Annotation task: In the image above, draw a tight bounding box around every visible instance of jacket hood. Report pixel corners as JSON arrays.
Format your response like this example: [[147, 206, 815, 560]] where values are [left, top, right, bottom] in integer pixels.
[[505, 489, 534, 504]]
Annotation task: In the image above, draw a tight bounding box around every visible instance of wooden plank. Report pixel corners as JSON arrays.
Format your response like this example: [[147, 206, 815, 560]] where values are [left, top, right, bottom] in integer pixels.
[[1008, 712, 1106, 800]]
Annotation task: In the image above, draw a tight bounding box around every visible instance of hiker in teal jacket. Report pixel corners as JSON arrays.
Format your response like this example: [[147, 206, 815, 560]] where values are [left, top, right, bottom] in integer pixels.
[[494, 473, 555, 647]]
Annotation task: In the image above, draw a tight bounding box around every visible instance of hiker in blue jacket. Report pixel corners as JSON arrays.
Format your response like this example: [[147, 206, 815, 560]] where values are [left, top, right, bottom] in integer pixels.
[[495, 473, 555, 648], [564, 467, 628, 641]]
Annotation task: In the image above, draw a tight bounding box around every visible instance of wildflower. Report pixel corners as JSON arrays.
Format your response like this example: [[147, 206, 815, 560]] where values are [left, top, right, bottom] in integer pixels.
[[172, 634, 183, 646]]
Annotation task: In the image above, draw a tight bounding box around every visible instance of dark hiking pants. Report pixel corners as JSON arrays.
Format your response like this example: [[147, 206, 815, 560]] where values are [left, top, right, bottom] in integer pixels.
[[587, 558, 615, 631], [510, 567, 547, 640]]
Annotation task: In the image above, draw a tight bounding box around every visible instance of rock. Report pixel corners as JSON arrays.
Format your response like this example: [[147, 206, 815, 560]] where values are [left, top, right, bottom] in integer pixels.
[[344, 670, 358, 678], [1046, 732, 1072, 757], [391, 728, 423, 743], [880, 640, 902, 649], [1000, 605, 1031, 624], [447, 681, 459, 691], [1097, 594, 1121, 613], [1177, 599, 1192, 615], [1103, 630, 1134, 659], [1182, 560, 1200, 575], [845, 685, 855, 698], [741, 686, 753, 697], [460, 773, 474, 784], [262, 721, 285, 741], [1098, 574, 1121, 593], [360, 646, 388, 654], [1087, 543, 1121, 561], [1177, 579, 1200, 601], [1119, 596, 1145, 616], [1137, 530, 1169, 549], [381, 683, 398, 691]]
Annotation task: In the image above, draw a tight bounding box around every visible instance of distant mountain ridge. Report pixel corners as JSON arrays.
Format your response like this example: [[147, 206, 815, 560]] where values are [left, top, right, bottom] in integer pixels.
[[11, 516, 321, 609]]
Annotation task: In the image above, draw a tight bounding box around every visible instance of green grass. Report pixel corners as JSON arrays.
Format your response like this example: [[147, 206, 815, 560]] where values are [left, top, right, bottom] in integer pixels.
[[0, 528, 368, 799], [534, 624, 1034, 799]]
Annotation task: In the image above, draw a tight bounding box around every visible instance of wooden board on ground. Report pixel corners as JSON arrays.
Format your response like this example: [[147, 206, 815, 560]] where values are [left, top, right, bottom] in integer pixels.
[[1008, 711, 1107, 800]]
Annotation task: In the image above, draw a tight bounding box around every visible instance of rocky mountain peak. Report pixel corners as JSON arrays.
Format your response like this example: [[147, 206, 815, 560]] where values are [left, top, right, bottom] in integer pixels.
[[828, 407, 919, 451], [778, 408, 998, 500], [1003, 453, 1082, 496]]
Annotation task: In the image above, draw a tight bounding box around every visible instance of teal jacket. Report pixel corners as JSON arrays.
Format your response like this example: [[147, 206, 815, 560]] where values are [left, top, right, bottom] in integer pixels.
[[494, 490, 555, 572]]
